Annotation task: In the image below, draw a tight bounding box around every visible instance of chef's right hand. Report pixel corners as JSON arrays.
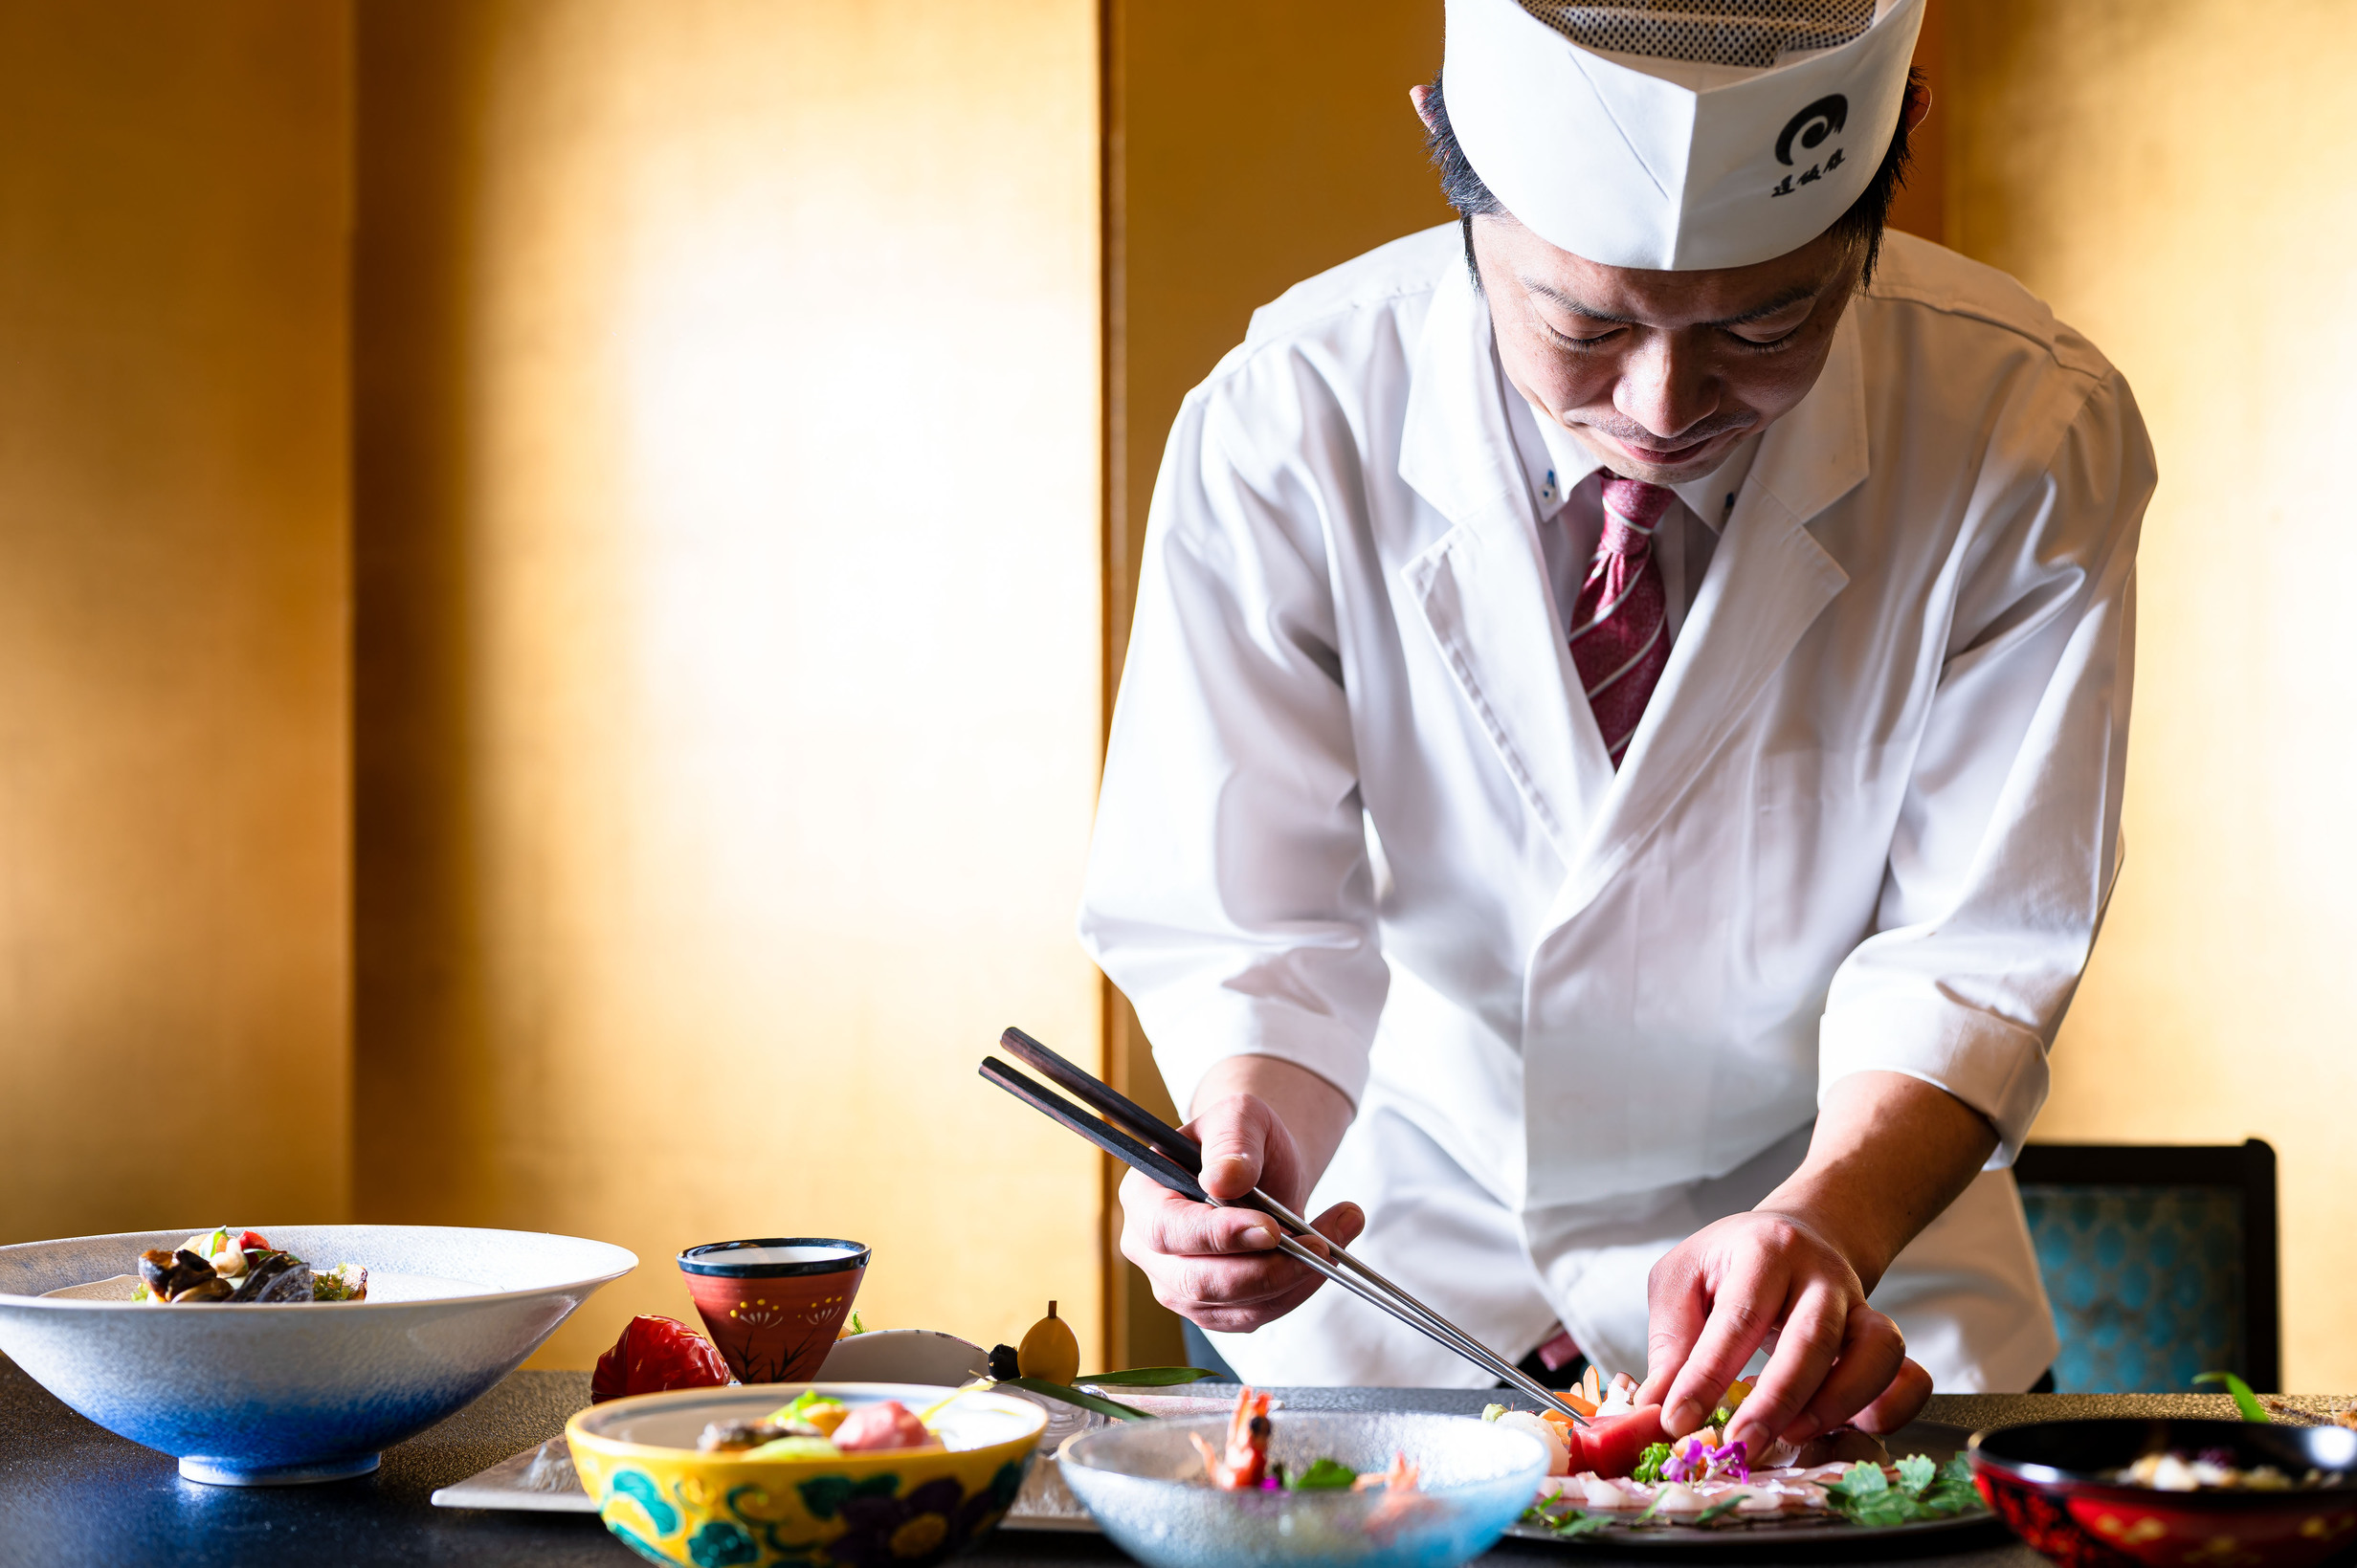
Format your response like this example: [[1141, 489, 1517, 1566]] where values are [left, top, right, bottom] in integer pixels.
[[1120, 1090, 1366, 1334]]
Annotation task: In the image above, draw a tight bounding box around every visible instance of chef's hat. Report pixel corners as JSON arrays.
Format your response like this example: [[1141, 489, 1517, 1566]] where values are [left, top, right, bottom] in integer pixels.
[[1442, 0, 1924, 270]]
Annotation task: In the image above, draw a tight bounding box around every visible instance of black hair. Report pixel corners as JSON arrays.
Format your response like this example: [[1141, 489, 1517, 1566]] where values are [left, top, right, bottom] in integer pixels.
[[1421, 66, 1922, 285]]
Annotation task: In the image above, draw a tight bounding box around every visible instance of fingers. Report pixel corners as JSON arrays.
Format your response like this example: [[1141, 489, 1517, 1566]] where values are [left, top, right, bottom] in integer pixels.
[[1189, 1093, 1280, 1202], [1637, 1248, 1712, 1412], [1121, 1169, 1277, 1265], [1657, 1250, 1790, 1437], [1780, 1306, 1907, 1444], [1313, 1201, 1366, 1248], [1116, 1167, 1334, 1334], [1722, 1281, 1848, 1450], [1851, 1356, 1934, 1435]]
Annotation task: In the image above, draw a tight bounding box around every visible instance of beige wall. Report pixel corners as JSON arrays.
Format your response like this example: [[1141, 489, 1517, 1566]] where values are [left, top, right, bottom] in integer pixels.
[[0, 3, 353, 1241], [1949, 0, 2357, 1390], [353, 0, 1106, 1368]]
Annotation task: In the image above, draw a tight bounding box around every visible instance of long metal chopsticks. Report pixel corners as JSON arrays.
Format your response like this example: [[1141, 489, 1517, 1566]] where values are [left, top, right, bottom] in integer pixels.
[[981, 1027, 1588, 1424]]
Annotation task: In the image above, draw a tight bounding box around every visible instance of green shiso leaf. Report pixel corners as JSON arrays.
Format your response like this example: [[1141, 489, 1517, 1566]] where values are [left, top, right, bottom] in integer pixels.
[[1821, 1454, 1988, 1528], [1286, 1457, 1359, 1491]]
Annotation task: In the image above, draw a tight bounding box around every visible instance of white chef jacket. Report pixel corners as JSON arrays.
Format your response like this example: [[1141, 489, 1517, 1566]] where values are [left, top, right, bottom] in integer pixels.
[[1078, 224, 2152, 1392]]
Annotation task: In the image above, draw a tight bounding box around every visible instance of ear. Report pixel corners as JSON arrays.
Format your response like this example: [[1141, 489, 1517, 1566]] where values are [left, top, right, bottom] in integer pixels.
[[1410, 83, 1437, 131], [1901, 77, 1933, 133]]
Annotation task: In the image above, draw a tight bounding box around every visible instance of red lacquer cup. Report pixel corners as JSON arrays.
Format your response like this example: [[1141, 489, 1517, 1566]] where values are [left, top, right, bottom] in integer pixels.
[[676, 1238, 868, 1384]]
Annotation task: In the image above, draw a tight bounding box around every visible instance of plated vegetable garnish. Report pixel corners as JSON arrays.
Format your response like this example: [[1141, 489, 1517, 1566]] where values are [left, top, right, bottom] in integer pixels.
[[129, 1228, 366, 1305], [694, 1386, 969, 1459], [1481, 1369, 1988, 1535]]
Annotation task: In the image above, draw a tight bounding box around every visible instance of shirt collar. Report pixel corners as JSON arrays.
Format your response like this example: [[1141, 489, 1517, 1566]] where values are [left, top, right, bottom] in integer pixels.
[[1519, 390, 1760, 536]]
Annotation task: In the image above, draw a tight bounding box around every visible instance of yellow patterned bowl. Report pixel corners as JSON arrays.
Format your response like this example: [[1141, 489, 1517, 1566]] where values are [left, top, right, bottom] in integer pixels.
[[567, 1381, 1047, 1568]]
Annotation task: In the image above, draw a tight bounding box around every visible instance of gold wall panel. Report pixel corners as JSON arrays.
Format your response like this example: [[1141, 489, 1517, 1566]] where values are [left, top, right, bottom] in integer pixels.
[[1951, 0, 2357, 1389], [353, 0, 1105, 1368], [1101, 0, 1454, 1373], [0, 2, 353, 1241]]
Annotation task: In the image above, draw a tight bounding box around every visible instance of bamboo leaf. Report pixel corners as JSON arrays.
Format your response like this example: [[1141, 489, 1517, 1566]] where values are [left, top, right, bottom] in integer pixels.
[[1074, 1367, 1227, 1387], [1001, 1377, 1155, 1422], [2194, 1371, 2271, 1423]]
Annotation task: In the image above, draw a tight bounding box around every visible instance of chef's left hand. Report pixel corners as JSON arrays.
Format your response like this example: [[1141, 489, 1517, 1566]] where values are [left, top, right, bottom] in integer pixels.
[[1634, 1071, 1997, 1452], [1634, 1206, 1930, 1451]]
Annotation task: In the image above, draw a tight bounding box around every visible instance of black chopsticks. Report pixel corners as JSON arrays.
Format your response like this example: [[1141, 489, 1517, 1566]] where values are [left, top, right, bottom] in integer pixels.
[[980, 1027, 1589, 1424]]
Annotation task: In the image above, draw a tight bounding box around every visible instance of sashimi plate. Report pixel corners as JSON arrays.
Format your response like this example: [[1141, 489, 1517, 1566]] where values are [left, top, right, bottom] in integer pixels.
[[1504, 1421, 2002, 1553]]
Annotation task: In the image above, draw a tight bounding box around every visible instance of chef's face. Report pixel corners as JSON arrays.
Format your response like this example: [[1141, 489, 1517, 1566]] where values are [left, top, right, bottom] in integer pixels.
[[1472, 214, 1862, 486]]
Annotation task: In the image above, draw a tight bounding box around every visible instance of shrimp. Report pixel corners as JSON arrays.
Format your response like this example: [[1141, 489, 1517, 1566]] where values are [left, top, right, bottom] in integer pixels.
[[1190, 1385, 1273, 1490], [1359, 1450, 1437, 1541]]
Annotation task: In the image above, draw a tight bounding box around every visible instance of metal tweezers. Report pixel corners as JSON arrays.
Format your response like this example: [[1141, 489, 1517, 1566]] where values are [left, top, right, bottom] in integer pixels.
[[980, 1026, 1589, 1424]]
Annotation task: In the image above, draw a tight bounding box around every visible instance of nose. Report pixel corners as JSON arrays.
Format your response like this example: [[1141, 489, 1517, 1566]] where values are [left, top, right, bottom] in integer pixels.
[[1612, 334, 1718, 446]]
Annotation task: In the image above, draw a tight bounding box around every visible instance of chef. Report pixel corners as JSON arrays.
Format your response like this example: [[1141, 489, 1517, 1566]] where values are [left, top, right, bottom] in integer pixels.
[[1078, 0, 2152, 1453]]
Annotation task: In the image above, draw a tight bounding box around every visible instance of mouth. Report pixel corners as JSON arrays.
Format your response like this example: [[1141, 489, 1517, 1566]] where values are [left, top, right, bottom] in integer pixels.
[[1602, 428, 1737, 469]]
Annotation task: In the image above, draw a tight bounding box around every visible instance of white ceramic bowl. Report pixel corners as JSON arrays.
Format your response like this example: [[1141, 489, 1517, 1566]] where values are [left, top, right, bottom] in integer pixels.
[[0, 1224, 634, 1486], [813, 1329, 991, 1384]]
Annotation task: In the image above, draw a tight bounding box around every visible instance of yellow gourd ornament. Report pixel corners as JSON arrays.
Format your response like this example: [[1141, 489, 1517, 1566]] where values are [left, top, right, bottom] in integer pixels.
[[1017, 1300, 1080, 1385]]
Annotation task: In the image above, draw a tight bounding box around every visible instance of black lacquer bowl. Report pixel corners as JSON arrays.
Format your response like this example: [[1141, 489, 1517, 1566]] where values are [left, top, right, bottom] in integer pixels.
[[1969, 1419, 2357, 1567]]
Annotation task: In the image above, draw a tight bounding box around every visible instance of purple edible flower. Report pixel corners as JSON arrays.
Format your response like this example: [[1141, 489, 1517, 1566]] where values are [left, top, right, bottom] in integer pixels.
[[1661, 1435, 1750, 1484]]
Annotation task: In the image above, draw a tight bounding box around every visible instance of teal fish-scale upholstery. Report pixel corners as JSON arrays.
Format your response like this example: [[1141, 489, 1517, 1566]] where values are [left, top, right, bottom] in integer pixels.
[[2017, 1183, 2245, 1395]]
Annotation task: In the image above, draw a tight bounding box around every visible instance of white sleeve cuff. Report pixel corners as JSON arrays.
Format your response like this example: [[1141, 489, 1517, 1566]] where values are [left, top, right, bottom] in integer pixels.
[[1817, 992, 2052, 1166]]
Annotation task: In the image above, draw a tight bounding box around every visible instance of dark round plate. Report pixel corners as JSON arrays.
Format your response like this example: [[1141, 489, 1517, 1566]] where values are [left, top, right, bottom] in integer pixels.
[[1504, 1421, 2001, 1556]]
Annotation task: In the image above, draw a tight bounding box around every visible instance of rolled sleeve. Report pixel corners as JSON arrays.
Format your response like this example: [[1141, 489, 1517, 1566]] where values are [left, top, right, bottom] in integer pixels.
[[1078, 369, 1387, 1119], [1819, 366, 2153, 1164]]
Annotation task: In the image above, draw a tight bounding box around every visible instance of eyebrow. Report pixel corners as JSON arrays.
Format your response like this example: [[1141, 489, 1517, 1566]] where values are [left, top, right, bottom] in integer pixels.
[[1518, 277, 1821, 329]]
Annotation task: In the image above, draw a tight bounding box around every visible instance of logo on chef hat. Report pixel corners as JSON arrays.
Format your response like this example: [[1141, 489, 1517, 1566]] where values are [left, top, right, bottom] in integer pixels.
[[1442, 0, 1923, 269], [1775, 95, 1847, 166]]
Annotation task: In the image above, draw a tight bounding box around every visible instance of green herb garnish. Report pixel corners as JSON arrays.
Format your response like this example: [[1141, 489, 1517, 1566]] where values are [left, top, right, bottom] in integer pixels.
[[1520, 1497, 1612, 1537], [1631, 1441, 1674, 1484], [2195, 1371, 2271, 1423], [767, 1389, 849, 1425], [1285, 1457, 1360, 1491], [1693, 1494, 1747, 1526], [1823, 1453, 1982, 1528]]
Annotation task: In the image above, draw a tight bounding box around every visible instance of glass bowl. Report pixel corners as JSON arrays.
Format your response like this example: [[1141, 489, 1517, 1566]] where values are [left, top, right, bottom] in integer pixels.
[[1057, 1409, 1548, 1568]]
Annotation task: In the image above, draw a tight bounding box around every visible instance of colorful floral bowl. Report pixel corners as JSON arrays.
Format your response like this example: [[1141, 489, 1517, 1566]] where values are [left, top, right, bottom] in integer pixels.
[[0, 1224, 634, 1486], [567, 1381, 1047, 1568], [1970, 1419, 2357, 1567], [1056, 1410, 1549, 1568]]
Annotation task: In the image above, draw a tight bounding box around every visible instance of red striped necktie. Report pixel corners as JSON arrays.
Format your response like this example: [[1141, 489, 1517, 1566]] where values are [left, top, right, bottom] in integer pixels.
[[1568, 476, 1675, 767]]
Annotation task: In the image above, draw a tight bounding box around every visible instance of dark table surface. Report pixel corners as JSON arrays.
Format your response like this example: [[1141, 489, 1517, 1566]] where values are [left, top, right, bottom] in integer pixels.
[[5, 1354, 2351, 1568]]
